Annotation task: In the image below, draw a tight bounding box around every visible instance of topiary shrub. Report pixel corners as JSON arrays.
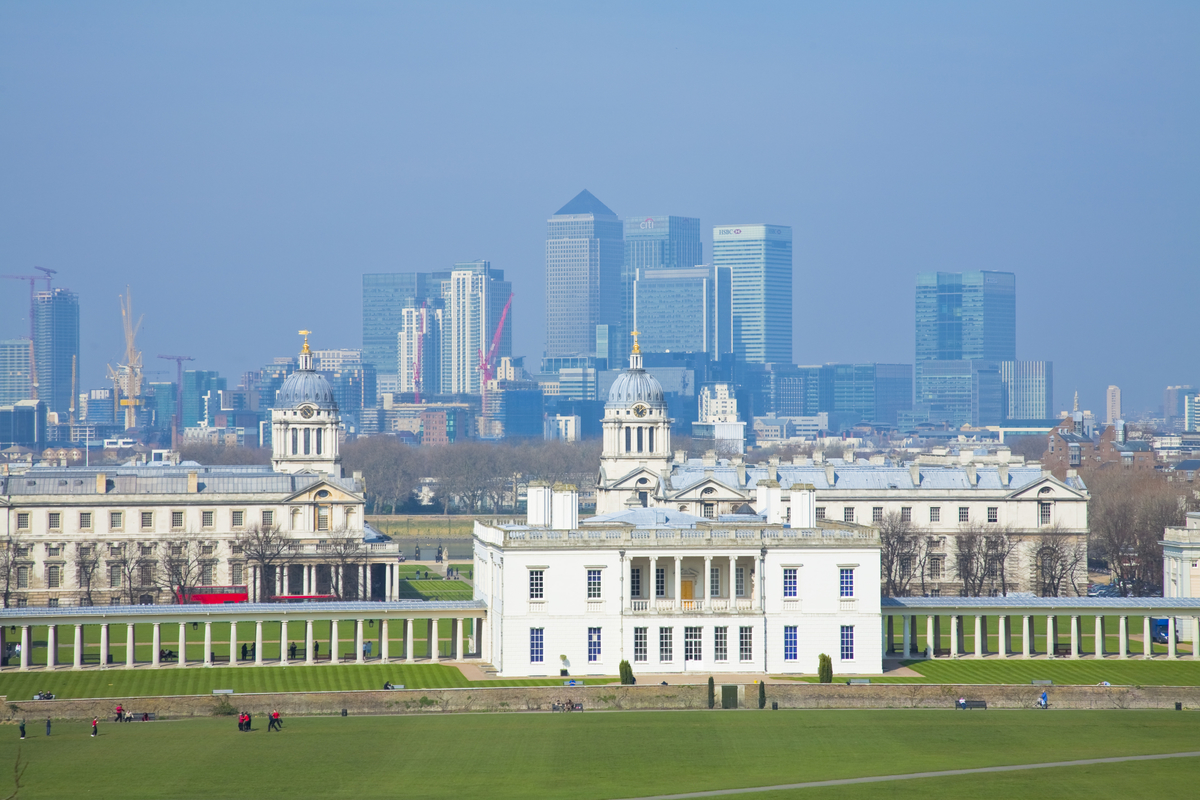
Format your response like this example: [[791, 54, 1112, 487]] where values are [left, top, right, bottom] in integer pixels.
[[619, 660, 635, 685], [758, 680, 766, 709], [707, 677, 715, 709], [818, 653, 833, 683]]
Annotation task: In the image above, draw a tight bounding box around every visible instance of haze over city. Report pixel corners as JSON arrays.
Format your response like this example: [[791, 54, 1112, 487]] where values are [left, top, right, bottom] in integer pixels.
[[2, 1, 1197, 414]]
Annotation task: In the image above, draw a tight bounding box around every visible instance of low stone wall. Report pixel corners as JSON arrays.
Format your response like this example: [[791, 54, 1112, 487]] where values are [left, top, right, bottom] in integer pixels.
[[4, 683, 1198, 722]]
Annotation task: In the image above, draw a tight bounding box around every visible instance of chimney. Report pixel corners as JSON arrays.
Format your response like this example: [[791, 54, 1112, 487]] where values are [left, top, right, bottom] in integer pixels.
[[768, 456, 780, 482], [674, 450, 688, 463], [95, 473, 107, 494], [736, 461, 746, 487], [703, 450, 717, 467], [755, 479, 783, 524], [550, 483, 579, 530], [965, 464, 977, 487], [998, 463, 1009, 486], [187, 470, 199, 494], [527, 481, 552, 526], [824, 464, 836, 487], [909, 464, 921, 487]]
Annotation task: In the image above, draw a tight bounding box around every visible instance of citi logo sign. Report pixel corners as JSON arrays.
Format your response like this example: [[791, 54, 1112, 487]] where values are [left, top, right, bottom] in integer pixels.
[[640, 218, 655, 229]]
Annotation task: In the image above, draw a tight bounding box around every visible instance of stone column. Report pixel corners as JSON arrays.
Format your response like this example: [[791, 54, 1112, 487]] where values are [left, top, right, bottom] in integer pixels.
[[204, 622, 213, 666], [152, 623, 161, 667], [973, 616, 982, 658], [178, 623, 187, 667], [46, 625, 57, 669], [882, 615, 890, 657], [381, 619, 390, 663], [1119, 616, 1128, 659], [1022, 616, 1031, 658], [99, 624, 108, 669], [997, 616, 1007, 658], [450, 618, 459, 659], [276, 567, 283, 598], [950, 615, 960, 657], [1192, 616, 1200, 661], [1143, 616, 1152, 659], [302, 565, 310, 596], [673, 556, 682, 611], [430, 619, 440, 662], [1094, 615, 1104, 658], [255, 621, 264, 666], [330, 620, 340, 664], [125, 623, 135, 668], [361, 565, 368, 600], [1046, 616, 1055, 658], [229, 621, 238, 666], [703, 555, 713, 611], [1168, 616, 1177, 659], [479, 615, 490, 663], [925, 615, 935, 658], [728, 555, 737, 603], [18, 626, 29, 670], [355, 619, 365, 663], [305, 619, 314, 664], [623, 554, 632, 612], [405, 618, 415, 663], [73, 625, 83, 669], [385, 564, 393, 602], [1070, 616, 1079, 659], [280, 620, 289, 666], [649, 556, 659, 608]]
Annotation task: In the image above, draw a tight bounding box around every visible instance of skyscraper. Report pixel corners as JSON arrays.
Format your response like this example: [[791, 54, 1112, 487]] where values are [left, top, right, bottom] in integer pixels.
[[32, 288, 80, 417], [0, 339, 32, 406], [915, 271, 1016, 362], [440, 261, 511, 394], [622, 216, 703, 338], [545, 190, 623, 359], [361, 272, 443, 378], [712, 224, 793, 364], [1000, 361, 1053, 421], [633, 265, 731, 355], [1106, 385, 1122, 424]]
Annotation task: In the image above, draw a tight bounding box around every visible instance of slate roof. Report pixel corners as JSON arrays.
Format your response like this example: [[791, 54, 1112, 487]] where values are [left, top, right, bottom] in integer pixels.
[[554, 189, 616, 217], [884, 596, 1200, 610], [582, 507, 706, 529], [0, 465, 360, 497]]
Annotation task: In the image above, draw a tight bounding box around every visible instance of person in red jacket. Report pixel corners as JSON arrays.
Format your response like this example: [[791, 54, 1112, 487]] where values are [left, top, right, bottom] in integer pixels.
[[114, 704, 124, 723], [91, 717, 98, 738]]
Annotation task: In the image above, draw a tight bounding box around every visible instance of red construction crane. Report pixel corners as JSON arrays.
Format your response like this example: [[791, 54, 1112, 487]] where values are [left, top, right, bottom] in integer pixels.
[[477, 293, 513, 416], [1, 268, 55, 400], [158, 354, 195, 450]]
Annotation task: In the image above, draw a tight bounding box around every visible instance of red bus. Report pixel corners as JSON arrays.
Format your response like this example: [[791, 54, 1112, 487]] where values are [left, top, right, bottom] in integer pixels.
[[175, 585, 249, 605]]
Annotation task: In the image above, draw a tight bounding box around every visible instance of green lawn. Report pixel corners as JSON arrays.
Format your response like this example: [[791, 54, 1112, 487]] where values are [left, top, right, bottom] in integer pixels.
[[792, 657, 1200, 685], [0, 710, 1196, 799], [0, 663, 606, 700]]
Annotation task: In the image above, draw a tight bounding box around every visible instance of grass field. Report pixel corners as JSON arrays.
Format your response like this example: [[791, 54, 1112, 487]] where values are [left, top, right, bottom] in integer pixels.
[[0, 710, 1196, 799], [0, 663, 607, 700], [793, 658, 1200, 686]]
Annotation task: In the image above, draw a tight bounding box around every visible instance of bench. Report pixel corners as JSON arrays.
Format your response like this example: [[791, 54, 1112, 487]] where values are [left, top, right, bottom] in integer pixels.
[[125, 712, 157, 721], [956, 700, 988, 710], [847, 678, 871, 685], [1031, 679, 1053, 686], [550, 703, 583, 712], [932, 647, 951, 657]]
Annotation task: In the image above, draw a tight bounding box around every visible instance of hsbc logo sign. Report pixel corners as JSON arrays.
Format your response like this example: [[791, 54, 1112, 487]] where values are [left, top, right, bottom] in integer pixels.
[[716, 228, 742, 236]]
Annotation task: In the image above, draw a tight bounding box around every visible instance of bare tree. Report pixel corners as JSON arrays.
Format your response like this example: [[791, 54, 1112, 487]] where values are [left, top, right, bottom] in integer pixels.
[[1087, 469, 1191, 595], [155, 536, 208, 604], [325, 527, 366, 599], [235, 524, 289, 602], [879, 512, 927, 597], [1034, 524, 1088, 597], [0, 537, 17, 609], [953, 523, 1025, 597], [74, 543, 101, 607], [112, 542, 155, 605]]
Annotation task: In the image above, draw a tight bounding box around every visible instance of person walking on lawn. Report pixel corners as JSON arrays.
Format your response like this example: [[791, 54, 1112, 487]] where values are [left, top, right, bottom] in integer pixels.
[[92, 717, 98, 738], [114, 703, 124, 723], [45, 718, 51, 737], [18, 720, 24, 740]]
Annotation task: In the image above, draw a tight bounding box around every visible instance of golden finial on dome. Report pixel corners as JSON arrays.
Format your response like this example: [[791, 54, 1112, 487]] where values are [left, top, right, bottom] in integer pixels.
[[299, 330, 312, 354], [630, 330, 641, 355]]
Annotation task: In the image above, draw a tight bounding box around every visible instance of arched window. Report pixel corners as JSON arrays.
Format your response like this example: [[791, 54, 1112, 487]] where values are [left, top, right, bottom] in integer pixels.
[[637, 427, 644, 453], [648, 428, 654, 452], [625, 426, 631, 453], [291, 429, 298, 455], [316, 429, 323, 455], [303, 429, 311, 455]]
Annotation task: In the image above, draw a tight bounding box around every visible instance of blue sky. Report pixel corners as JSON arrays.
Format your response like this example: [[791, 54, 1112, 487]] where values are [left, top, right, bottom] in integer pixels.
[[1, 2, 1196, 414]]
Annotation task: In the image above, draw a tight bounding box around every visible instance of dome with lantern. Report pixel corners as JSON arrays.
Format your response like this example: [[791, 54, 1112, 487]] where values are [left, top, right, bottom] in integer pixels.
[[605, 332, 665, 410]]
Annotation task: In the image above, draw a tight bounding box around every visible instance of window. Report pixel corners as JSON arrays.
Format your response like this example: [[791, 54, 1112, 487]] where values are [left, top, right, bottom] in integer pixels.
[[630, 567, 641, 598], [530, 628, 544, 663], [872, 507, 883, 523], [110, 511, 122, 530], [315, 429, 323, 455], [1039, 502, 1052, 526], [139, 563, 153, 585], [634, 627, 647, 662], [529, 570, 544, 599], [784, 625, 797, 661], [48, 598, 59, 608], [843, 507, 855, 523], [47, 565, 61, 589], [48, 512, 61, 530], [231, 564, 243, 585], [702, 503, 714, 519], [783, 568, 797, 598], [958, 507, 969, 523], [109, 565, 122, 588], [47, 545, 60, 557], [624, 426, 631, 452], [172, 511, 184, 529], [929, 557, 943, 580], [200, 564, 214, 586], [839, 568, 854, 597], [588, 627, 601, 662], [900, 507, 912, 523], [684, 627, 701, 661], [929, 507, 940, 523], [15, 598, 27, 607], [714, 627, 728, 661], [201, 544, 214, 555], [79, 512, 92, 529], [655, 567, 666, 598], [659, 627, 673, 662], [303, 428, 311, 455], [739, 627, 753, 661], [291, 428, 298, 455], [900, 557, 912, 579], [262, 510, 274, 527], [16, 512, 29, 530], [987, 506, 998, 523], [202, 511, 214, 528], [317, 506, 329, 532], [232, 510, 245, 528], [587, 569, 601, 599], [710, 567, 720, 598], [140, 511, 153, 530], [815, 507, 826, 520], [840, 625, 855, 660], [736, 567, 745, 597]]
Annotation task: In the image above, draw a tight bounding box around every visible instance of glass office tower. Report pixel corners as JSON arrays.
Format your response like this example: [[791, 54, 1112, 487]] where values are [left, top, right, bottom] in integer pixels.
[[915, 271, 1016, 362], [1000, 361, 1053, 421], [622, 216, 703, 339], [32, 288, 80, 418], [633, 265, 730, 355], [362, 273, 445, 377], [713, 224, 792, 364], [545, 190, 623, 358], [0, 339, 32, 406]]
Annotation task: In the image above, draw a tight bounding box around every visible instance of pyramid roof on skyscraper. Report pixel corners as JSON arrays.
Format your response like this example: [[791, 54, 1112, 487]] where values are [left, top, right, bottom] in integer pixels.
[[554, 189, 615, 217]]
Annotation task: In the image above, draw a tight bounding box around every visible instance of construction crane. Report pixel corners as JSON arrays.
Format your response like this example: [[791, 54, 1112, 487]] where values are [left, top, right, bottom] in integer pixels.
[[158, 354, 195, 450], [476, 293, 514, 419], [106, 287, 144, 431], [1, 267, 54, 400]]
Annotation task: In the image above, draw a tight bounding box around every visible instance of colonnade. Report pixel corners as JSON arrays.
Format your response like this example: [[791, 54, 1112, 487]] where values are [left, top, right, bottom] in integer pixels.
[[623, 554, 761, 613], [248, 561, 423, 602], [881, 612, 1200, 660]]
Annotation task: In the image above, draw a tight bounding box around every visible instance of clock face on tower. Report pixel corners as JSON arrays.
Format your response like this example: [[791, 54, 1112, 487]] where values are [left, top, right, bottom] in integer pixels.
[[300, 406, 315, 419], [633, 404, 648, 418]]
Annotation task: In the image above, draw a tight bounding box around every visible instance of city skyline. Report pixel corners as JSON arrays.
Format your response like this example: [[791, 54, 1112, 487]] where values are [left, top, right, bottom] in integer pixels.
[[1, 4, 1197, 414]]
